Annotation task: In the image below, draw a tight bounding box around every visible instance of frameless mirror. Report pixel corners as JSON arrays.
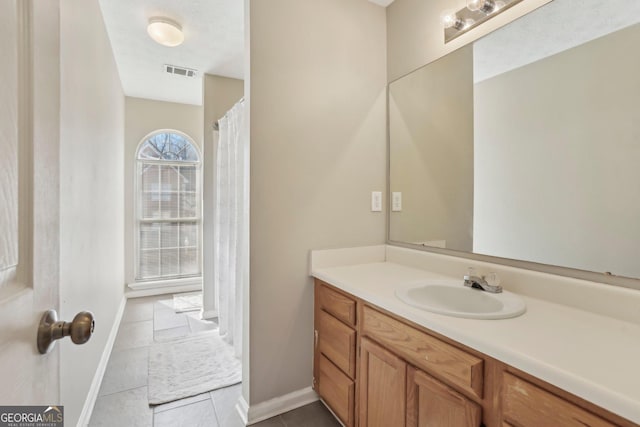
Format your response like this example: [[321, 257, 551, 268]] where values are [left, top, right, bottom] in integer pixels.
[[389, 0, 640, 279]]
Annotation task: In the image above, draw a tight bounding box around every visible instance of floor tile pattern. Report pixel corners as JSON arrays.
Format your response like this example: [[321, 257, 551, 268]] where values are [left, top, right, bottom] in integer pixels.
[[89, 294, 339, 426]]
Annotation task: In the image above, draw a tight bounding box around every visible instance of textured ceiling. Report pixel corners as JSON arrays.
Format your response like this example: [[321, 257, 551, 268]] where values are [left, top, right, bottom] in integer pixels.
[[98, 0, 392, 106], [99, 0, 243, 106], [474, 0, 640, 83]]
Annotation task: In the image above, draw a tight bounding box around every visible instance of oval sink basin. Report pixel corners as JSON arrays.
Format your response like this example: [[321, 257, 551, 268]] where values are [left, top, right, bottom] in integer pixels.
[[396, 279, 526, 320]]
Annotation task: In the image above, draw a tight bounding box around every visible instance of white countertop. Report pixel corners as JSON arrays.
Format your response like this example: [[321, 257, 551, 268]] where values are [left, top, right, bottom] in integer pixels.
[[312, 258, 640, 424]]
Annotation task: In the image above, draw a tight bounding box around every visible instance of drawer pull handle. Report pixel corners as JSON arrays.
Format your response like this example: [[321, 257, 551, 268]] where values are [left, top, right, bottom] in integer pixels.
[[314, 330, 319, 348]]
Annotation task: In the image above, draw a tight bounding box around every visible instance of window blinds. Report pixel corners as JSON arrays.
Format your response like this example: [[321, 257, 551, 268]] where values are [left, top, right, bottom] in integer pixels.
[[135, 133, 201, 281]]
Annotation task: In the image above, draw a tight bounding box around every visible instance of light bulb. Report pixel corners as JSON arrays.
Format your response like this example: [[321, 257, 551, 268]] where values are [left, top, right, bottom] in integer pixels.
[[466, 0, 483, 11], [441, 10, 460, 29], [441, 10, 473, 30], [467, 0, 496, 13]]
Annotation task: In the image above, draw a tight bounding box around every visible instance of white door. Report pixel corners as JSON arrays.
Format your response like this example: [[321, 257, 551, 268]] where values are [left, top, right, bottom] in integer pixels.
[[0, 0, 61, 405]]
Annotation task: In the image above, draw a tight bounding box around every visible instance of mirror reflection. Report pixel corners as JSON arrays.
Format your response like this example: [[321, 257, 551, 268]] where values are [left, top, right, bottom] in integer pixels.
[[389, 0, 640, 279]]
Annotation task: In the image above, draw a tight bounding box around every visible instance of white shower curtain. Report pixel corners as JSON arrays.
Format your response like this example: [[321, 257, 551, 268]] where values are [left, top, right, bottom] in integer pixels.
[[213, 99, 247, 358]]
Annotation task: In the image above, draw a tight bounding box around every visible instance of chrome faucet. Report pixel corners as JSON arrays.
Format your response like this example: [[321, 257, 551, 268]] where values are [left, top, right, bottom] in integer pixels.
[[464, 273, 503, 293]]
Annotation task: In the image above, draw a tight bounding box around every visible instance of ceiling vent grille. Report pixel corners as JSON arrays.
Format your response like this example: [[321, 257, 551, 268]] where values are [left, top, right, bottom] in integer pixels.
[[164, 64, 198, 78]]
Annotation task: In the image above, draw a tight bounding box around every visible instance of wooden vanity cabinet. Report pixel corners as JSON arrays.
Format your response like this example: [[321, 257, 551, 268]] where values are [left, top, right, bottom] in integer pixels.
[[358, 335, 482, 427], [361, 305, 484, 400], [360, 305, 483, 427], [313, 280, 639, 427], [313, 281, 357, 427]]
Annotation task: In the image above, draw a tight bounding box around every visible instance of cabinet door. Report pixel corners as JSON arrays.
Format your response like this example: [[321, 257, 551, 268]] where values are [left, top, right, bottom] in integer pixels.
[[407, 367, 481, 427], [359, 338, 406, 427]]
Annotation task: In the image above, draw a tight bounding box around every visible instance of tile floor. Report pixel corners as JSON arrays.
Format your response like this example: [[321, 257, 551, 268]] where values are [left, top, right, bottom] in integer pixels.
[[89, 293, 340, 427]]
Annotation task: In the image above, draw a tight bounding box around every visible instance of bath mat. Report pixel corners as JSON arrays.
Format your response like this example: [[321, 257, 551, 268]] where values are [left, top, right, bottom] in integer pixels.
[[173, 292, 203, 313], [148, 330, 241, 405]]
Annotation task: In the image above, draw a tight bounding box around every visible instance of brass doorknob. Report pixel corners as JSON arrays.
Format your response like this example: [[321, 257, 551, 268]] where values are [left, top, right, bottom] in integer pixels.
[[37, 310, 95, 354]]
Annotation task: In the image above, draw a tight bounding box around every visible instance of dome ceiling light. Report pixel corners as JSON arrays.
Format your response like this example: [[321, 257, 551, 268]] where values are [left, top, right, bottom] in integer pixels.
[[147, 17, 184, 47]]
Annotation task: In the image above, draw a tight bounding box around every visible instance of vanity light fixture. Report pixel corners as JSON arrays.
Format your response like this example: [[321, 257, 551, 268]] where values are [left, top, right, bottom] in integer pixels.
[[147, 17, 184, 47], [441, 10, 474, 31], [444, 0, 521, 43], [467, 0, 498, 14]]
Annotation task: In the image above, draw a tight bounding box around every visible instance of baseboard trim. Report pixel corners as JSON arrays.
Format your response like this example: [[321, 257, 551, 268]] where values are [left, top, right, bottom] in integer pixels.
[[77, 295, 127, 426], [236, 396, 249, 425], [240, 386, 318, 425], [125, 283, 201, 298]]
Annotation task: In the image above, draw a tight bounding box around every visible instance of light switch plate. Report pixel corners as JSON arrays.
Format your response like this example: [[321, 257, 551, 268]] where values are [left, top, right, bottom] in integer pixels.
[[392, 192, 402, 212], [371, 191, 382, 212]]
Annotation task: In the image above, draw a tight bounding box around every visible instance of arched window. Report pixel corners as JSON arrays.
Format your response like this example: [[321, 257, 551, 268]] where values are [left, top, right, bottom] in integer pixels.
[[135, 131, 201, 281]]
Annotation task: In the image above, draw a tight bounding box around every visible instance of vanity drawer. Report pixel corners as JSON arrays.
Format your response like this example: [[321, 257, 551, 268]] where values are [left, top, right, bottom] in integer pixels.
[[502, 373, 616, 427], [317, 281, 357, 327], [362, 305, 483, 398], [317, 309, 357, 378], [318, 354, 355, 427]]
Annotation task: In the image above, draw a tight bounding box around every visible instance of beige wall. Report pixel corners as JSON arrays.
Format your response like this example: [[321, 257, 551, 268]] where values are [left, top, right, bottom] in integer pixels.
[[202, 74, 244, 316], [124, 97, 204, 285], [59, 0, 125, 424], [386, 0, 552, 82], [247, 0, 387, 405], [389, 45, 473, 250], [203, 75, 244, 133], [474, 24, 640, 278]]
